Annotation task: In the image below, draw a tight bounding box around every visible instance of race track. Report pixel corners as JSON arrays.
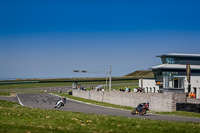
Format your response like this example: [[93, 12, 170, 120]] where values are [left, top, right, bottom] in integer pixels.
[[7, 93, 199, 123]]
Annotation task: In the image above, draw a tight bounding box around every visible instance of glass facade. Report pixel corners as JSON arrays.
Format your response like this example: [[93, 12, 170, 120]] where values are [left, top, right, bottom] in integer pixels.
[[154, 70, 187, 89], [161, 56, 200, 65], [163, 76, 184, 89], [161, 57, 179, 64]]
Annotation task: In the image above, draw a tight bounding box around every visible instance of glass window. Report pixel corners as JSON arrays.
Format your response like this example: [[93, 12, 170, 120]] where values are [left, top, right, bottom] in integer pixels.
[[161, 57, 180, 64]]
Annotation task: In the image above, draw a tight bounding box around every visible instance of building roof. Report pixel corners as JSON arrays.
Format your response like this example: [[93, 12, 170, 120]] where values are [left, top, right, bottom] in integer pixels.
[[150, 64, 200, 70], [156, 53, 200, 58]]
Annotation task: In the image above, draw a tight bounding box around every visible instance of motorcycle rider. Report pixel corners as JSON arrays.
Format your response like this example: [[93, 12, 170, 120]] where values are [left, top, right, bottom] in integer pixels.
[[131, 101, 150, 115], [136, 103, 144, 112], [136, 101, 149, 112], [145, 101, 149, 109], [54, 97, 66, 108], [62, 97, 66, 104]]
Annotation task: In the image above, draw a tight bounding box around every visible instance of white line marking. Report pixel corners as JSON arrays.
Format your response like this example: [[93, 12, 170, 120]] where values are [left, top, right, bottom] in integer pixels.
[[16, 94, 24, 106]]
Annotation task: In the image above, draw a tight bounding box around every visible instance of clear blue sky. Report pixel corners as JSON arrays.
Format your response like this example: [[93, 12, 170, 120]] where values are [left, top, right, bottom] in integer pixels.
[[0, 0, 200, 79]]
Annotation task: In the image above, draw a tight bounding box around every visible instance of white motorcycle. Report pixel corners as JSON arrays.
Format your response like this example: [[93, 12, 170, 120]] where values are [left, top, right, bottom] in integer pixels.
[[54, 97, 66, 109]]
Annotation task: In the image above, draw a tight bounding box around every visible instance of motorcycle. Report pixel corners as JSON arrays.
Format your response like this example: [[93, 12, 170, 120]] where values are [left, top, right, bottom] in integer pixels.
[[54, 97, 66, 109], [131, 102, 149, 116]]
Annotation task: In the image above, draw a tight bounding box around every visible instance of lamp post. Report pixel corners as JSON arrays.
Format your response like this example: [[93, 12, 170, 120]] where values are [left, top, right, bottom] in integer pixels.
[[109, 65, 112, 92], [105, 71, 108, 91], [73, 65, 112, 91]]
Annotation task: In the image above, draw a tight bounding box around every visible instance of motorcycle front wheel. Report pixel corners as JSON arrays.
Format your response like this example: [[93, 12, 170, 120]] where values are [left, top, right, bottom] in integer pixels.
[[139, 109, 146, 116]]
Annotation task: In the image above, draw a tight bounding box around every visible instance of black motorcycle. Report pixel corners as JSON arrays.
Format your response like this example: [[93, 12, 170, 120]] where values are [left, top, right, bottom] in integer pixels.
[[131, 102, 149, 116]]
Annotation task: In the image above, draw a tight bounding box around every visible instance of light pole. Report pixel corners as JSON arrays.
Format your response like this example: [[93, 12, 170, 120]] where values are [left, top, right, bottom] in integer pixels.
[[73, 66, 112, 91], [106, 71, 108, 91], [109, 65, 112, 92]]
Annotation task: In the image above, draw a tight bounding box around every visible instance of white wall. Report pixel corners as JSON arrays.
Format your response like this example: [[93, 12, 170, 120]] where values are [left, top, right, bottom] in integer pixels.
[[179, 75, 200, 99], [196, 88, 200, 99], [190, 76, 200, 99], [139, 79, 159, 93]]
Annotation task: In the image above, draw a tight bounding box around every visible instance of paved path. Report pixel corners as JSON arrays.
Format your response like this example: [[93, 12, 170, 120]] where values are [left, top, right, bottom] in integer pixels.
[[1, 93, 199, 123], [0, 96, 18, 103]]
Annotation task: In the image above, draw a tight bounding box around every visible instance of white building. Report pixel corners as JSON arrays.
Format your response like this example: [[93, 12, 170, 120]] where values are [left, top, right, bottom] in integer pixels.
[[139, 53, 200, 99]]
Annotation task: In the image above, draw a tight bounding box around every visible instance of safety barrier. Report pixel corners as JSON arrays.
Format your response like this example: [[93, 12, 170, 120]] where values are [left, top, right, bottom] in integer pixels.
[[0, 81, 39, 85], [176, 103, 200, 113]]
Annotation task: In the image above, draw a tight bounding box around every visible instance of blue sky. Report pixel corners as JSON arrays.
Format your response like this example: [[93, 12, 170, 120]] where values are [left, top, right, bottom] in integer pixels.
[[0, 0, 200, 79]]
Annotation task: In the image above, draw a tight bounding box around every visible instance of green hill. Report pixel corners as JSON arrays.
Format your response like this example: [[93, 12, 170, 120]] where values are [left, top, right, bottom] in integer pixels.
[[124, 70, 154, 78]]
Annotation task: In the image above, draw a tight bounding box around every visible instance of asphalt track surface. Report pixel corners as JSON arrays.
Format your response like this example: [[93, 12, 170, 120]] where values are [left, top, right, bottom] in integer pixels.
[[1, 93, 199, 123]]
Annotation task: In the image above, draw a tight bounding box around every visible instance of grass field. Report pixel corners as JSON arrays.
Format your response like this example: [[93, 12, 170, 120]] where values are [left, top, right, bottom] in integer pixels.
[[0, 82, 74, 90], [0, 100, 200, 133], [0, 91, 11, 96], [0, 80, 137, 90]]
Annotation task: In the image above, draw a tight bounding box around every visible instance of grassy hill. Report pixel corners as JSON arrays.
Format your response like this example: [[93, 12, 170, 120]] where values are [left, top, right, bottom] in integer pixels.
[[124, 70, 154, 78]]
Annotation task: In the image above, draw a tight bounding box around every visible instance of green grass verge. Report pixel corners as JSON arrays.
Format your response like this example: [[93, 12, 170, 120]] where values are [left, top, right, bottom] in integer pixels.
[[0, 82, 73, 89], [0, 100, 200, 133], [154, 111, 200, 119], [0, 90, 48, 97], [0, 91, 11, 96]]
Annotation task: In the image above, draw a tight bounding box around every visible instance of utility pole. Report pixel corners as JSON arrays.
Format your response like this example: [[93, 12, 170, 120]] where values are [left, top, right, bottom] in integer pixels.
[[106, 71, 108, 91], [141, 76, 143, 90], [109, 65, 112, 92]]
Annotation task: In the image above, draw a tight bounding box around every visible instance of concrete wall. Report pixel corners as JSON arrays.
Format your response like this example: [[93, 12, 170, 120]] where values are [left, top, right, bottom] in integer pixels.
[[73, 90, 187, 112], [187, 98, 200, 104]]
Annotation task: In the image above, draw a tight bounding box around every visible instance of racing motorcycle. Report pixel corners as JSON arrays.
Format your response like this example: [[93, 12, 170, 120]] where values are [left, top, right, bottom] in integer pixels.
[[131, 101, 149, 116], [54, 97, 66, 109]]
